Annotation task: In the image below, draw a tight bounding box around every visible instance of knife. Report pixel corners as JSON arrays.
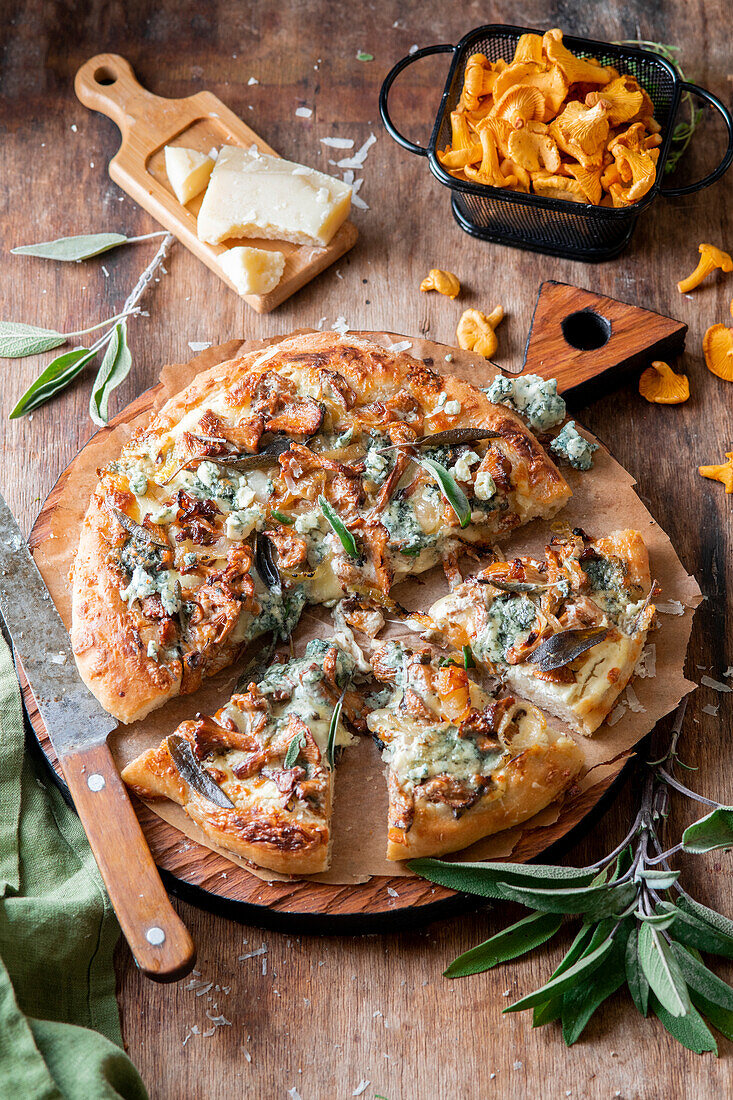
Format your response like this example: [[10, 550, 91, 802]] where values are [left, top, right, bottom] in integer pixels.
[[0, 492, 195, 983]]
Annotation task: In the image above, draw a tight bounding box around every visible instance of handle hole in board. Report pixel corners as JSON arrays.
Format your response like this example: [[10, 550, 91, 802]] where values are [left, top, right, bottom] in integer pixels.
[[561, 310, 611, 351], [94, 66, 117, 86]]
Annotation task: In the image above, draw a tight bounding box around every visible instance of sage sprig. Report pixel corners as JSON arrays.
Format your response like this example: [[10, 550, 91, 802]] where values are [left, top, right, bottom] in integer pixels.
[[6, 231, 173, 422], [411, 700, 733, 1053]]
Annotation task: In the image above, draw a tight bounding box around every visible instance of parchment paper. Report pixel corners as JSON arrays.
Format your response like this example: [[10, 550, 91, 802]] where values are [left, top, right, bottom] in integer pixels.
[[33, 331, 701, 884]]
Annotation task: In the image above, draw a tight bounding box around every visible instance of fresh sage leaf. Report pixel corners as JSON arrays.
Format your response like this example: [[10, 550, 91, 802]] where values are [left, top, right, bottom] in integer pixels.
[[445, 912, 563, 979], [682, 807, 733, 854], [690, 991, 733, 1042], [635, 868, 680, 889], [283, 732, 306, 769], [666, 897, 733, 959], [497, 878, 636, 919], [319, 495, 359, 558], [636, 909, 678, 930], [626, 926, 650, 1017], [11, 232, 129, 262], [408, 858, 599, 899], [418, 457, 471, 528], [504, 935, 615, 1014], [561, 923, 630, 1046], [638, 921, 691, 1017], [651, 995, 718, 1054], [0, 321, 67, 359], [89, 322, 132, 426], [532, 923, 596, 1027], [671, 942, 733, 1013], [326, 690, 345, 768], [9, 346, 97, 418]]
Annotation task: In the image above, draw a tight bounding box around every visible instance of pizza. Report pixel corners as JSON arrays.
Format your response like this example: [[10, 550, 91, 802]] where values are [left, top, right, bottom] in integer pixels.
[[120, 639, 358, 875], [71, 332, 571, 724], [421, 528, 655, 736], [367, 641, 582, 860], [122, 635, 582, 870]]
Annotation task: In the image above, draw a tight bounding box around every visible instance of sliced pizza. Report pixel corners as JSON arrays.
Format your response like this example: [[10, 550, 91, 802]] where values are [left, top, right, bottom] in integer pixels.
[[367, 641, 583, 861], [72, 332, 571, 722], [422, 528, 655, 736], [120, 639, 357, 875]]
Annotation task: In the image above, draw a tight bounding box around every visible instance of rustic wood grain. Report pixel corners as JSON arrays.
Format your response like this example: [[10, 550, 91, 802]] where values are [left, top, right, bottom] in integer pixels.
[[1, 1, 733, 1097]]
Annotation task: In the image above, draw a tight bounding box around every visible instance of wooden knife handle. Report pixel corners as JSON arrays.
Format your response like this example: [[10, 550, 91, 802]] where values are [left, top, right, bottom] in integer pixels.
[[61, 741, 196, 983]]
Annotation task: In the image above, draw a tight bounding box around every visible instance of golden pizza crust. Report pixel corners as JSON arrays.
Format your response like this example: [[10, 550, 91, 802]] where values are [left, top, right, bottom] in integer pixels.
[[385, 734, 582, 861]]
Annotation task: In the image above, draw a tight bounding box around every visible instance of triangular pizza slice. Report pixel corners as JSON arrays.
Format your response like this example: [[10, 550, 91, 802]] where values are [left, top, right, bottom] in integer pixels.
[[367, 641, 583, 861], [121, 640, 356, 875], [421, 528, 655, 736]]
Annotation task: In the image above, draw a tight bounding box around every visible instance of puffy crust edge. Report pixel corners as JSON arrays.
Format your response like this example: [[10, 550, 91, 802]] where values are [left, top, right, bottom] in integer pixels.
[[386, 733, 583, 861], [121, 741, 331, 876]]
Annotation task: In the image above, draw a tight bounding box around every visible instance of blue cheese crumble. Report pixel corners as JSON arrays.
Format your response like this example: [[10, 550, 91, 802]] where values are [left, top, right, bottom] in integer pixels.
[[484, 373, 566, 432], [550, 420, 598, 471], [472, 593, 537, 664]]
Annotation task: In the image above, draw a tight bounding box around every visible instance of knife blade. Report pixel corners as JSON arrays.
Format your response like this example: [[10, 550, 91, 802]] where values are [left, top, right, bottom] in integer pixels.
[[0, 491, 195, 982]]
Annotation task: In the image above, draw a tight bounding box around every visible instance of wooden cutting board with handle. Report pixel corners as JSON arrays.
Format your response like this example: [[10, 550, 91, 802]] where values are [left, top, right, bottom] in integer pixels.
[[74, 53, 358, 313]]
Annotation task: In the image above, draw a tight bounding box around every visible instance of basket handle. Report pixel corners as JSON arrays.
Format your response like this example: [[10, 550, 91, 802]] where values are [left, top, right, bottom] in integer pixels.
[[659, 81, 733, 197], [379, 44, 456, 156]]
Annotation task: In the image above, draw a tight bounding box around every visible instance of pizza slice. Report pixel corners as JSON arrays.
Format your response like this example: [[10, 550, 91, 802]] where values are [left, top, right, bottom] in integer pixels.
[[120, 639, 357, 875], [367, 641, 583, 861], [422, 528, 655, 736]]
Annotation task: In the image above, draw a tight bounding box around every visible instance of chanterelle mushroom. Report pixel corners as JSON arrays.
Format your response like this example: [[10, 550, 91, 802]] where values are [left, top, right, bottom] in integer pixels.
[[507, 128, 561, 174], [585, 75, 644, 125], [703, 323, 733, 381], [638, 361, 690, 404], [608, 126, 657, 203], [420, 269, 461, 299], [492, 84, 546, 128], [456, 307, 504, 359], [542, 28, 611, 85], [551, 101, 609, 168], [699, 452, 733, 494], [460, 53, 495, 110], [464, 124, 517, 187], [677, 244, 733, 294], [532, 175, 588, 203]]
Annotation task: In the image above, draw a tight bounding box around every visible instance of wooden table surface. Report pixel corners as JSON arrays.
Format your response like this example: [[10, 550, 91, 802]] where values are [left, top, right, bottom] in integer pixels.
[[2, 1, 732, 1096]]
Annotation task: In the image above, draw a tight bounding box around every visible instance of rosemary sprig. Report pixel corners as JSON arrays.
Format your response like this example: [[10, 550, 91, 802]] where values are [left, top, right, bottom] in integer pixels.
[[412, 700, 733, 1053], [5, 230, 173, 422], [613, 40, 704, 174]]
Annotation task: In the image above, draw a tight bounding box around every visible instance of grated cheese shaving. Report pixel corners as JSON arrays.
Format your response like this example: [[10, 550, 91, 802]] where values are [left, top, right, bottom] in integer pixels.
[[655, 600, 685, 615], [701, 675, 732, 693], [332, 316, 350, 336], [625, 683, 645, 713], [353, 1081, 370, 1096], [336, 133, 376, 169], [385, 340, 412, 354], [634, 644, 656, 679], [295, 106, 313, 118], [321, 137, 354, 149], [607, 700, 627, 727], [703, 703, 719, 716], [189, 341, 213, 353], [238, 944, 267, 961]]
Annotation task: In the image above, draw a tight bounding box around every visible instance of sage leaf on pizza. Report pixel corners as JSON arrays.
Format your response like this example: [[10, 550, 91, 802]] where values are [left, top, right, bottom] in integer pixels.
[[71, 333, 570, 723], [121, 640, 357, 875], [422, 528, 656, 736], [367, 642, 583, 860]]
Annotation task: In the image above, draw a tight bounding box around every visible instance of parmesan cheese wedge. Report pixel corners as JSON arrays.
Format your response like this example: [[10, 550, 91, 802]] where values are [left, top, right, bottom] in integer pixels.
[[218, 246, 285, 296], [197, 145, 352, 247], [164, 146, 216, 205]]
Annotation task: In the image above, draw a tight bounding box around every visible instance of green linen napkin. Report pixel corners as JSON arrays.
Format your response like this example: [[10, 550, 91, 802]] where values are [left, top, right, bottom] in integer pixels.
[[0, 633, 148, 1099]]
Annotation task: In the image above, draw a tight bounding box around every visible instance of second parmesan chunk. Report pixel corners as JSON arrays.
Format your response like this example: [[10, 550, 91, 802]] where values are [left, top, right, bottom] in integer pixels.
[[164, 146, 215, 205], [197, 145, 352, 247], [219, 246, 285, 296]]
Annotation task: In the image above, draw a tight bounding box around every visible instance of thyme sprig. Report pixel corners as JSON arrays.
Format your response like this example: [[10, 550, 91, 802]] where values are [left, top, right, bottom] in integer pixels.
[[5, 230, 174, 422], [412, 700, 733, 1053]]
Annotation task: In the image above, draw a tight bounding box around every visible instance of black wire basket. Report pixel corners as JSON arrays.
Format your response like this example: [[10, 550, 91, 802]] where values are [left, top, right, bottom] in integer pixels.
[[380, 25, 733, 261]]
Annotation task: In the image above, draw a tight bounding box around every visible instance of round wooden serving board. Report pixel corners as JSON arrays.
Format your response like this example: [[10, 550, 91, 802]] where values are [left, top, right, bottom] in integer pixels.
[[23, 331, 692, 933]]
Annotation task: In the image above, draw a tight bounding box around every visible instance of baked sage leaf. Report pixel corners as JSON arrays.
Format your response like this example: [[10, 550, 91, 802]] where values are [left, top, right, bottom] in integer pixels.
[[445, 911, 563, 979], [109, 505, 169, 549], [255, 533, 282, 595], [528, 627, 609, 673], [11, 232, 129, 262], [167, 733, 235, 810], [682, 807, 733, 854], [214, 437, 292, 471], [319, 494, 359, 558], [9, 346, 97, 418], [638, 920, 691, 1017], [283, 732, 306, 769], [89, 322, 132, 426], [0, 321, 67, 359], [418, 457, 471, 528], [504, 935, 615, 1014], [651, 995, 718, 1054], [326, 689, 346, 768]]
